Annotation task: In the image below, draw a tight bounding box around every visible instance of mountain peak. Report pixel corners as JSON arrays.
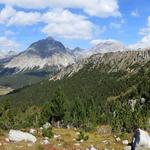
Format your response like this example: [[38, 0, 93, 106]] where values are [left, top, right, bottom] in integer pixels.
[[27, 37, 66, 58], [91, 40, 128, 54], [46, 36, 55, 41]]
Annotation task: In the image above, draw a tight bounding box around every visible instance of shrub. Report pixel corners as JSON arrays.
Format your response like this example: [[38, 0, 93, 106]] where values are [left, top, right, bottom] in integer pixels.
[[42, 128, 53, 138], [77, 131, 89, 141]]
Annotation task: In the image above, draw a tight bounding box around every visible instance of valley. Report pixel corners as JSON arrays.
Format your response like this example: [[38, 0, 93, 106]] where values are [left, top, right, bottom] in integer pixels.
[[0, 86, 13, 95], [0, 37, 150, 150]]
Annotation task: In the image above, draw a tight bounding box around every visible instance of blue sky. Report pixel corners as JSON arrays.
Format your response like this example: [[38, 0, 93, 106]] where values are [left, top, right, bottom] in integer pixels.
[[0, 0, 150, 52]]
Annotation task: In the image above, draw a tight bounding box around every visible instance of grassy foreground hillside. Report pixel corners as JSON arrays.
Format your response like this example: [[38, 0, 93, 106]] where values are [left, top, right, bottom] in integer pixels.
[[0, 127, 130, 150]]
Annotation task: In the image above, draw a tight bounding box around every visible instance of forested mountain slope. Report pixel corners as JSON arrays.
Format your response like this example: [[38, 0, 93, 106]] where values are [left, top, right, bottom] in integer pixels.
[[0, 50, 150, 131]]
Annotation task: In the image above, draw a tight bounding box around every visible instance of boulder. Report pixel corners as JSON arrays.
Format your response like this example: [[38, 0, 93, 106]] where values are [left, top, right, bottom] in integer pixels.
[[5, 138, 9, 142], [90, 145, 98, 150], [9, 130, 37, 143], [43, 122, 52, 129], [40, 139, 49, 145], [54, 134, 61, 139], [97, 125, 112, 135], [131, 128, 150, 150], [44, 137, 49, 140], [124, 146, 131, 150], [122, 140, 129, 145], [29, 129, 36, 134], [116, 137, 121, 142]]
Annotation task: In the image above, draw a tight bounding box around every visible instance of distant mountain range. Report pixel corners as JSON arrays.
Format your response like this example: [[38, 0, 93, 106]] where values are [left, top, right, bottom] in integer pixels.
[[1, 37, 131, 72], [0, 36, 150, 89], [0, 37, 87, 88]]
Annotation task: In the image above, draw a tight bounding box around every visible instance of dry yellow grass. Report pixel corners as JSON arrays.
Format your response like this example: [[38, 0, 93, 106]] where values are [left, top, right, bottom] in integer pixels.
[[0, 127, 132, 150]]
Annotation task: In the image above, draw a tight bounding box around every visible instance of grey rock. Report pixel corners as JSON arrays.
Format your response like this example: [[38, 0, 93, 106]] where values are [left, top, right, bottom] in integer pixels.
[[124, 146, 131, 150], [131, 128, 150, 150]]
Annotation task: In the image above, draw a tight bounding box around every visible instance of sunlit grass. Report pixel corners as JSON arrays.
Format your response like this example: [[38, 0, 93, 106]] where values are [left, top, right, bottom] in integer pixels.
[[0, 127, 131, 150]]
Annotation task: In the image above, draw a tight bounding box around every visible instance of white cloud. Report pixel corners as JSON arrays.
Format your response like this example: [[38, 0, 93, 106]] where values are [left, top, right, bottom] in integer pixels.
[[129, 16, 150, 49], [90, 39, 119, 45], [4, 30, 16, 36], [131, 9, 140, 17], [0, 0, 121, 18], [0, 36, 20, 51], [0, 6, 104, 40], [41, 9, 97, 39], [139, 16, 150, 36], [109, 19, 125, 29], [110, 22, 121, 29], [0, 5, 16, 24], [0, 6, 41, 26], [8, 11, 41, 26], [133, 16, 150, 48], [129, 35, 150, 49]]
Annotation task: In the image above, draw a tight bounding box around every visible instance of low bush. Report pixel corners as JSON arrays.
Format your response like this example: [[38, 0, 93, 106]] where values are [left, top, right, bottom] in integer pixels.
[[77, 131, 89, 141], [42, 128, 53, 138]]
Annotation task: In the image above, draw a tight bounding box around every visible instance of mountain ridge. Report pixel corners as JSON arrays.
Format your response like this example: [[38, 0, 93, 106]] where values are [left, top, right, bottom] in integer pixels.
[[50, 48, 150, 81]]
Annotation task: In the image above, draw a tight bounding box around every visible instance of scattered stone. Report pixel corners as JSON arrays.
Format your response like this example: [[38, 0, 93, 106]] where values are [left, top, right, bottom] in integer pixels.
[[29, 129, 36, 134], [141, 97, 146, 104], [97, 125, 112, 135], [90, 145, 98, 150], [54, 134, 61, 139], [58, 143, 62, 146], [0, 143, 2, 146], [102, 140, 108, 144], [40, 127, 43, 130], [124, 146, 131, 150], [19, 146, 23, 148], [116, 137, 121, 142], [132, 128, 150, 149], [41, 139, 49, 145], [67, 125, 70, 129], [9, 129, 37, 143], [80, 139, 84, 143], [44, 137, 49, 140], [72, 138, 76, 141], [74, 128, 77, 131], [43, 122, 52, 129], [27, 143, 33, 147], [122, 140, 129, 145], [5, 138, 9, 142], [74, 143, 80, 146], [76, 132, 80, 135], [128, 99, 137, 112]]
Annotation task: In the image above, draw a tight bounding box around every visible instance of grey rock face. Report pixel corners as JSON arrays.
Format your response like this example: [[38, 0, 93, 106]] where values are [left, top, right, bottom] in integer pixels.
[[50, 48, 150, 81], [5, 37, 75, 71], [28, 37, 66, 58]]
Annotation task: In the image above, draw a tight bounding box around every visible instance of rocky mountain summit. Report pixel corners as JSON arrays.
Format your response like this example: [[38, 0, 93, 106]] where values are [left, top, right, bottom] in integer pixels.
[[91, 40, 128, 54], [4, 37, 75, 71]]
